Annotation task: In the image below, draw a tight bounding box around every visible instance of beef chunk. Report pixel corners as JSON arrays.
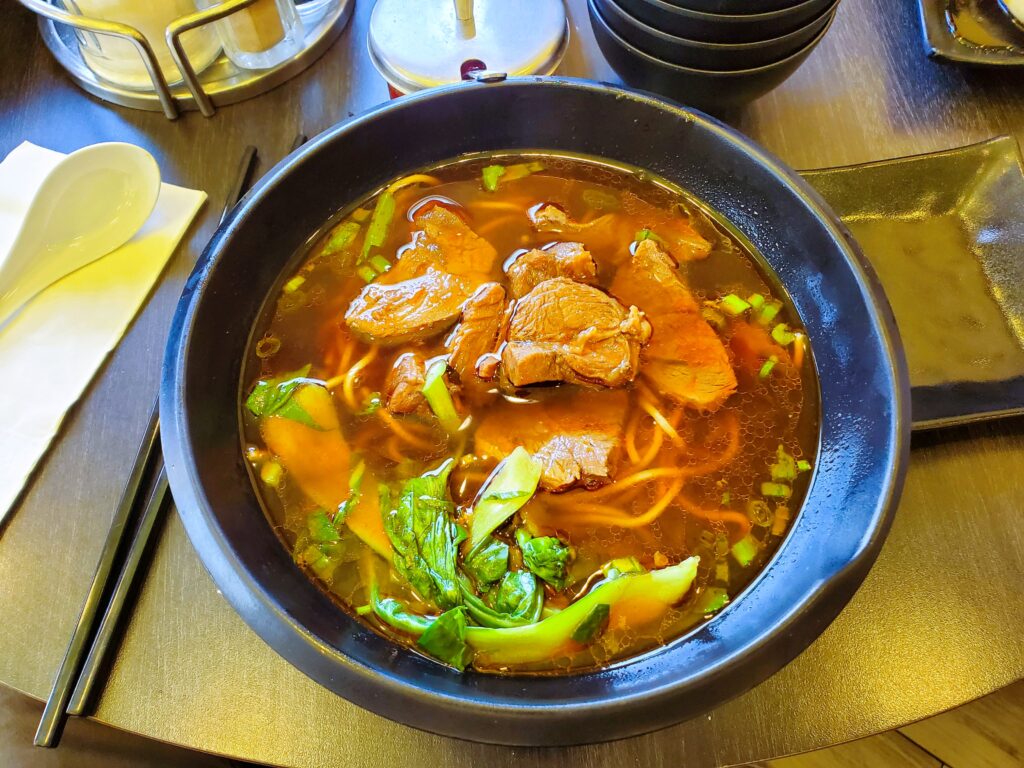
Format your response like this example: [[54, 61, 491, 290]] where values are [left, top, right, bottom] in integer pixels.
[[474, 391, 627, 491], [445, 282, 508, 397], [501, 278, 651, 389], [388, 207, 497, 283], [505, 242, 598, 298], [344, 267, 474, 345], [384, 352, 426, 415], [610, 239, 736, 411]]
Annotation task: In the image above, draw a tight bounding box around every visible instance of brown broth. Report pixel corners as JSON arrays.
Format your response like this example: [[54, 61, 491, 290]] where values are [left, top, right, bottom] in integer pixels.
[[241, 152, 819, 674]]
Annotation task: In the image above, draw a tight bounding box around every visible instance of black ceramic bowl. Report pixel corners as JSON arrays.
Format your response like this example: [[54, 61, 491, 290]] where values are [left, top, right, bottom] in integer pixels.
[[162, 77, 909, 746], [617, 0, 836, 42], [667, 0, 821, 9], [590, 0, 833, 112], [597, 0, 837, 69]]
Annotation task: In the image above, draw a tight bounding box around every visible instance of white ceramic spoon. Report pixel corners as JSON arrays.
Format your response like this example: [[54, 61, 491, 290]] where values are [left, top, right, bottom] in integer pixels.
[[0, 142, 161, 326]]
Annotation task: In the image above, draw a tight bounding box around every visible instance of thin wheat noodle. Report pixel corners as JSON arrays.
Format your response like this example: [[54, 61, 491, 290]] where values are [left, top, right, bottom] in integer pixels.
[[678, 414, 740, 476], [676, 492, 752, 534], [382, 435, 408, 464], [639, 399, 682, 445], [386, 174, 441, 195], [468, 199, 531, 212], [341, 346, 378, 411], [559, 478, 685, 529], [624, 412, 641, 464]]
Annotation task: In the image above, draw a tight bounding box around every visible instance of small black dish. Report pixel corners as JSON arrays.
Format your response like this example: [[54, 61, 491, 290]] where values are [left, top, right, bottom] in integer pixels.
[[918, 0, 1024, 65], [802, 136, 1024, 429], [589, 0, 834, 112], [614, 0, 835, 43], [597, 0, 836, 70]]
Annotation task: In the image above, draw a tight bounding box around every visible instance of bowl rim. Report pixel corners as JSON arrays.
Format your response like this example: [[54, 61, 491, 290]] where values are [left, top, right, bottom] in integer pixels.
[[161, 76, 910, 746], [591, 0, 836, 74], [626, 0, 834, 22], [598, 0, 839, 50]]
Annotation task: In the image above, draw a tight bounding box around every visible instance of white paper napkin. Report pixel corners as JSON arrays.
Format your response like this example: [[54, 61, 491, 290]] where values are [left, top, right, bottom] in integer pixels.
[[0, 141, 206, 524]]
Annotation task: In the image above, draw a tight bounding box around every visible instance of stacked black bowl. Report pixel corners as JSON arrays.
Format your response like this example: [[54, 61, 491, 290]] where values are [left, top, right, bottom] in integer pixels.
[[589, 0, 840, 112]]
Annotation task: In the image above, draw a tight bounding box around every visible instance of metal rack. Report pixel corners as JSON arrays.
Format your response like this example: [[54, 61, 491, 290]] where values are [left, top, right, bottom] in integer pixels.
[[19, 0, 353, 119]]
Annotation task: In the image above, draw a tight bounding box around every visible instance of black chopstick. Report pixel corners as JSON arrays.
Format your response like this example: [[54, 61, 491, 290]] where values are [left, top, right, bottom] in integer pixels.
[[34, 140, 269, 748], [65, 462, 169, 716], [33, 402, 161, 747]]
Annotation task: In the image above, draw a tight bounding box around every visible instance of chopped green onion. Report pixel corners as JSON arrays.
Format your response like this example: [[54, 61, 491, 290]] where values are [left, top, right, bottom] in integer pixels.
[[761, 481, 792, 499], [759, 356, 778, 378], [481, 164, 506, 192], [259, 461, 282, 487], [322, 220, 361, 256], [757, 299, 782, 326], [714, 533, 730, 560], [355, 604, 373, 616], [356, 265, 377, 283], [770, 444, 798, 482], [772, 322, 797, 346], [797, 459, 812, 473], [368, 253, 392, 275], [697, 586, 730, 614], [731, 534, 759, 567], [634, 228, 666, 245], [421, 359, 461, 433], [702, 305, 727, 330], [747, 293, 765, 310], [283, 275, 306, 293], [360, 191, 396, 261], [720, 293, 751, 317], [771, 504, 791, 537], [350, 207, 371, 223], [468, 447, 542, 549], [715, 560, 729, 583], [721, 491, 731, 506]]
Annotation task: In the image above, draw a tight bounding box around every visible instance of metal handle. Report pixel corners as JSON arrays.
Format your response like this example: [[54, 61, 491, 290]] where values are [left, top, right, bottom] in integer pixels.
[[17, 0, 178, 119], [165, 0, 260, 118]]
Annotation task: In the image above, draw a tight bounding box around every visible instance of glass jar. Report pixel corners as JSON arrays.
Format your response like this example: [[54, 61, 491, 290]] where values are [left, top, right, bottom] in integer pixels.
[[197, 0, 305, 70], [73, 0, 222, 90]]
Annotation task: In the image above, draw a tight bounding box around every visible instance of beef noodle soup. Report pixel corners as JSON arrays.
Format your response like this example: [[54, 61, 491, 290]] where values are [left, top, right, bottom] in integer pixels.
[[241, 153, 818, 674]]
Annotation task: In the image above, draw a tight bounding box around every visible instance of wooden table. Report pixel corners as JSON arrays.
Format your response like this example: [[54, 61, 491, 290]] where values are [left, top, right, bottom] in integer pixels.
[[1, 0, 1023, 765]]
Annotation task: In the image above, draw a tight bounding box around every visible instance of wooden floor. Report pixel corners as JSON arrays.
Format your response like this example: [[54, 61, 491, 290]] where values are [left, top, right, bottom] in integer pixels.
[[2, 680, 1022, 767]]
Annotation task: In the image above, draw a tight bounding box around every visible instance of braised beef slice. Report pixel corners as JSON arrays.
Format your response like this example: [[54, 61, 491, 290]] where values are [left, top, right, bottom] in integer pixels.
[[388, 207, 498, 283], [610, 239, 737, 411], [344, 267, 474, 345], [651, 216, 712, 263], [344, 209, 499, 344], [501, 278, 651, 389], [529, 204, 635, 259], [505, 242, 598, 298], [384, 352, 426, 415], [474, 390, 628, 491], [445, 282, 508, 396]]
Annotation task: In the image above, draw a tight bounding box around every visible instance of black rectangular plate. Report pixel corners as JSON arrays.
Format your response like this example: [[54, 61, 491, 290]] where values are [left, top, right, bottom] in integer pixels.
[[918, 0, 1024, 66], [802, 136, 1024, 430]]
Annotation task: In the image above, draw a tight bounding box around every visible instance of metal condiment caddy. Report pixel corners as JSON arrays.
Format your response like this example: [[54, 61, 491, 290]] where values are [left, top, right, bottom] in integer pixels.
[[17, 0, 353, 120]]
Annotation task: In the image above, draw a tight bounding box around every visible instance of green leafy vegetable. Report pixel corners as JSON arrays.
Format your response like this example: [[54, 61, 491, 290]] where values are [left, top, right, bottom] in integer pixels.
[[482, 165, 506, 192], [369, 585, 433, 635], [517, 529, 571, 589], [720, 294, 751, 317], [422, 360, 462, 433], [571, 603, 610, 644], [358, 392, 382, 416], [335, 460, 365, 523], [731, 534, 760, 567], [468, 447, 542, 549], [463, 537, 508, 586], [634, 228, 666, 245], [322, 220, 361, 257], [383, 460, 462, 610], [245, 365, 323, 429], [460, 570, 542, 628], [696, 586, 730, 614], [601, 556, 645, 579], [307, 509, 339, 543], [417, 606, 474, 671], [360, 190, 396, 262]]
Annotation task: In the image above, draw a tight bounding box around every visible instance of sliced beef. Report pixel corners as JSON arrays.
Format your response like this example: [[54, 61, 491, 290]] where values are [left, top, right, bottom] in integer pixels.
[[474, 390, 628, 491], [505, 242, 598, 298], [344, 267, 474, 345], [445, 282, 508, 396], [610, 239, 736, 411], [384, 352, 426, 415], [645, 216, 712, 262], [529, 204, 635, 260], [501, 278, 651, 389], [388, 207, 497, 283]]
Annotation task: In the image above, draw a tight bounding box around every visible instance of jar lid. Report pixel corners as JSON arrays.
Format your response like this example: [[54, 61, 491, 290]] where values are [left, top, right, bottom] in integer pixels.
[[368, 0, 569, 94]]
